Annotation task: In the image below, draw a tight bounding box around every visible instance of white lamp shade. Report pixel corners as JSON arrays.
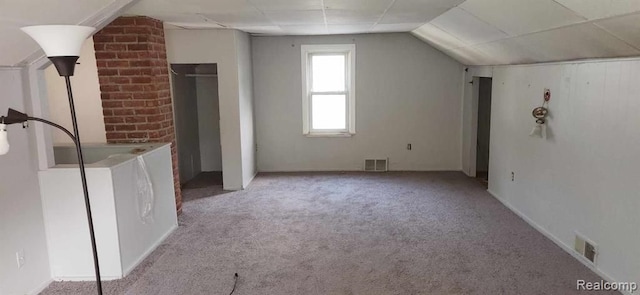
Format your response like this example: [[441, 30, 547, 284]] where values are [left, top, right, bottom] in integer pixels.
[[21, 25, 94, 57], [0, 124, 9, 155]]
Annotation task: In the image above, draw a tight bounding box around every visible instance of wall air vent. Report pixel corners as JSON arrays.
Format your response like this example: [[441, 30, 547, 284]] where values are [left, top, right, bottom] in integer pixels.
[[574, 233, 597, 264], [364, 159, 388, 172]]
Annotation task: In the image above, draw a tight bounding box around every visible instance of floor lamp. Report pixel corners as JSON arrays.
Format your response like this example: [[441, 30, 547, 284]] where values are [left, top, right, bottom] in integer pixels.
[[0, 25, 103, 295]]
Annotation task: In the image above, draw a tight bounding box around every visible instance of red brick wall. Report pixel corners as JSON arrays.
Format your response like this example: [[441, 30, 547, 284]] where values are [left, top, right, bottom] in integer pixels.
[[93, 16, 182, 213]]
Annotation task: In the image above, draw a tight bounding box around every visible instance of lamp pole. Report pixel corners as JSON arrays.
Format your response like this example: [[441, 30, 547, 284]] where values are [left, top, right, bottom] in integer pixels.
[[63, 75, 103, 295], [17, 25, 103, 295]]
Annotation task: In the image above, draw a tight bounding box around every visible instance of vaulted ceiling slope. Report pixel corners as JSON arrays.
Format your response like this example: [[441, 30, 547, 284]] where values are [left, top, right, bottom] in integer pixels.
[[0, 0, 137, 67], [411, 0, 640, 66], [126, 0, 465, 34], [4, 0, 640, 68]]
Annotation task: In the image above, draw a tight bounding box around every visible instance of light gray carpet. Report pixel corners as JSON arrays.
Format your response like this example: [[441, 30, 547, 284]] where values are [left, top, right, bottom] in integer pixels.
[[181, 171, 226, 202], [41, 172, 616, 295]]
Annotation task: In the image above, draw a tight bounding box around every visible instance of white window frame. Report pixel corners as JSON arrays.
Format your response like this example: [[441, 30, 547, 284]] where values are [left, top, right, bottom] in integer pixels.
[[301, 44, 356, 137]]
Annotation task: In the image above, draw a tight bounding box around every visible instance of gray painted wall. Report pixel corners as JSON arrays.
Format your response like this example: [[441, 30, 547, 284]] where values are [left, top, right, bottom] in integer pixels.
[[165, 29, 256, 190], [0, 69, 51, 295], [252, 33, 464, 171], [171, 65, 202, 183], [196, 75, 222, 172], [236, 31, 257, 187]]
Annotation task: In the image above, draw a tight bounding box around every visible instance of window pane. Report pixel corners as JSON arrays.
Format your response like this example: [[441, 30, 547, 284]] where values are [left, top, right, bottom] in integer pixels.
[[312, 94, 346, 130], [312, 55, 345, 92]]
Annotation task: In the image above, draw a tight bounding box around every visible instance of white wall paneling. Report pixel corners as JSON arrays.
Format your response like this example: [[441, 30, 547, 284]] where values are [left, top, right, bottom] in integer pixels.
[[486, 58, 640, 288]]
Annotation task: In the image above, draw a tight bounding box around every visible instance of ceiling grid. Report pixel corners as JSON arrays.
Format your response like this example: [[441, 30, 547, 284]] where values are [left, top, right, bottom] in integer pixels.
[[7, 0, 640, 66]]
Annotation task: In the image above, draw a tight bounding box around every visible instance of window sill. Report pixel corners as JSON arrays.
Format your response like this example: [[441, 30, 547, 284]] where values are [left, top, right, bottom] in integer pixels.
[[304, 133, 354, 138]]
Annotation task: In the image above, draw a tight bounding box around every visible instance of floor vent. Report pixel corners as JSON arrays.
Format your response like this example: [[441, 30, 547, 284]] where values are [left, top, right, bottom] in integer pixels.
[[574, 233, 597, 264], [364, 159, 388, 172]]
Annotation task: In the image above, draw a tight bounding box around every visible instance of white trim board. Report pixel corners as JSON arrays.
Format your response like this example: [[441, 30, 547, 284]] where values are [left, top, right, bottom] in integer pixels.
[[28, 278, 53, 295], [242, 171, 258, 189]]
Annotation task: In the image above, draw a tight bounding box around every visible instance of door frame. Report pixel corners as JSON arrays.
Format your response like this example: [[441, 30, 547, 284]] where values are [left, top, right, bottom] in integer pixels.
[[469, 76, 480, 177], [462, 67, 493, 178]]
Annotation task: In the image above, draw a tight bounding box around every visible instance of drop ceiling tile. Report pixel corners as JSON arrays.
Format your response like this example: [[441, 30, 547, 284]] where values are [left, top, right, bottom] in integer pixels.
[[248, 0, 322, 11], [473, 38, 546, 65], [378, 10, 444, 24], [328, 24, 374, 34], [136, 13, 209, 24], [165, 22, 226, 29], [131, 0, 250, 14], [371, 23, 424, 33], [0, 27, 34, 66], [430, 7, 508, 46], [127, 0, 186, 14], [553, 0, 640, 20], [0, 0, 112, 23], [203, 9, 273, 26], [594, 13, 640, 49], [380, 0, 465, 24], [263, 10, 325, 25], [236, 25, 284, 35], [459, 0, 586, 36], [279, 25, 328, 35], [325, 10, 381, 24], [0, 0, 113, 66], [389, 0, 466, 13], [411, 23, 467, 50], [179, 0, 253, 13], [513, 23, 640, 62], [323, 0, 392, 12], [444, 46, 500, 66]]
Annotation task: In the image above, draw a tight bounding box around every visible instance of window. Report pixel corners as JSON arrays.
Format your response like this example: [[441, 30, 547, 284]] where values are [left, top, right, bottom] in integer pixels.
[[301, 44, 356, 136]]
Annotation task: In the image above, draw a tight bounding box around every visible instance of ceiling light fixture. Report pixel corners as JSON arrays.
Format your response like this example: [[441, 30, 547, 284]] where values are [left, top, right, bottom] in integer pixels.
[[530, 89, 551, 138]]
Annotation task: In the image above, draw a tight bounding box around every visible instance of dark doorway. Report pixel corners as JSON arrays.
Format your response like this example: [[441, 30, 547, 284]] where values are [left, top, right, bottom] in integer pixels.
[[476, 77, 492, 186], [171, 64, 224, 201]]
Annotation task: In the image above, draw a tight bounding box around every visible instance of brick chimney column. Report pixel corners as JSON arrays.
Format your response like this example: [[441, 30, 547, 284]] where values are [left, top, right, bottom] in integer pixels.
[[93, 16, 182, 213]]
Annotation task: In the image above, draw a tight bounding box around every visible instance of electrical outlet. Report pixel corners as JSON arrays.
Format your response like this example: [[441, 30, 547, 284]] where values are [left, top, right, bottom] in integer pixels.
[[407, 143, 412, 150], [16, 250, 25, 269], [511, 172, 515, 181]]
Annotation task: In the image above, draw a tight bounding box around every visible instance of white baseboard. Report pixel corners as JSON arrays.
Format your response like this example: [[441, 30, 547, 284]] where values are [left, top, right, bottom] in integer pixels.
[[223, 185, 243, 191], [486, 190, 633, 295], [121, 223, 178, 277], [256, 169, 463, 173], [243, 171, 257, 189], [29, 278, 53, 295], [52, 275, 122, 282]]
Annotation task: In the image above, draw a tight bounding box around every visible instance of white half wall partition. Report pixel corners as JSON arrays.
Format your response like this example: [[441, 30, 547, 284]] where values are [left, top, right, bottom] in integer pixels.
[[487, 58, 640, 289], [165, 28, 256, 190]]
